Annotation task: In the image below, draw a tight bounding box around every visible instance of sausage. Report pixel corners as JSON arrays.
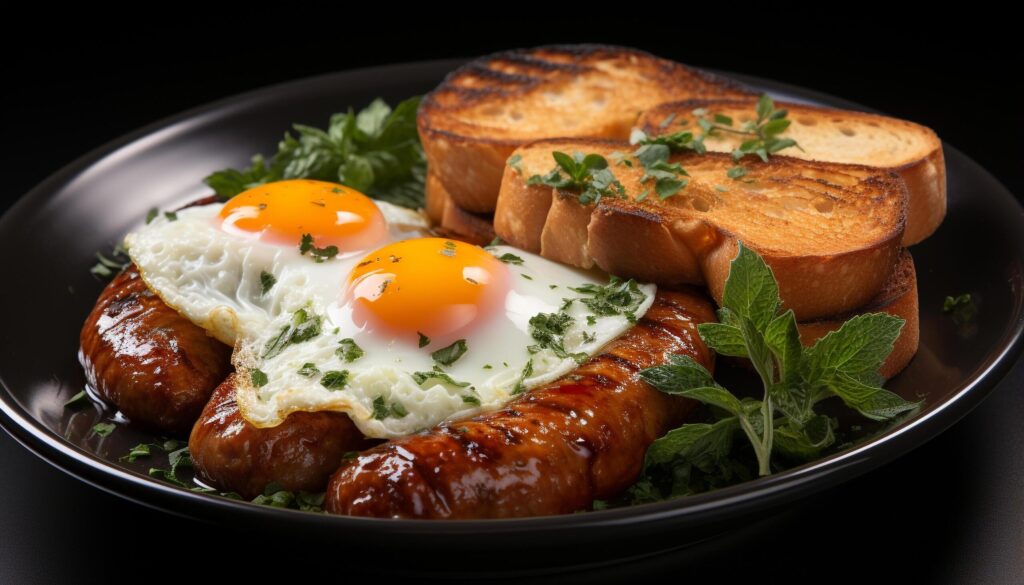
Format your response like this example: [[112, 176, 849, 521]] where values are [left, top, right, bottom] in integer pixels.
[[324, 288, 715, 518], [189, 373, 373, 499], [79, 265, 233, 434]]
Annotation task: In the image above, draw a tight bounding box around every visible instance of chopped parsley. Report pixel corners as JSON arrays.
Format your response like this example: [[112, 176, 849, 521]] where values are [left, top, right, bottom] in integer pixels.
[[495, 253, 524, 265], [63, 390, 91, 410], [417, 331, 430, 348], [336, 338, 364, 362], [432, 339, 468, 366], [570, 277, 645, 322], [372, 395, 408, 419], [411, 369, 470, 388], [527, 151, 627, 205], [260, 271, 277, 295], [511, 359, 534, 395], [250, 369, 269, 387], [263, 308, 323, 359], [297, 363, 320, 377], [299, 233, 339, 263], [91, 422, 116, 437], [320, 370, 350, 390]]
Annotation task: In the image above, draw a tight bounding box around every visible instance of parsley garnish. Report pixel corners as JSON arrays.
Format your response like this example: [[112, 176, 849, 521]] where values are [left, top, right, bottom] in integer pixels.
[[507, 153, 523, 174], [203, 97, 426, 209], [632, 242, 918, 500], [250, 369, 269, 387], [411, 369, 470, 388], [527, 151, 627, 205], [512, 359, 534, 395], [63, 390, 91, 410], [496, 253, 525, 265], [943, 293, 976, 326], [263, 308, 323, 359], [432, 339, 468, 366], [372, 395, 408, 419], [320, 370, 349, 390], [417, 331, 430, 348], [698, 95, 803, 166], [299, 233, 339, 262], [251, 482, 326, 512], [260, 271, 276, 295], [90, 247, 129, 279], [528, 312, 586, 362], [297, 362, 320, 377], [91, 422, 116, 437], [163, 211, 178, 222], [145, 207, 159, 224], [570, 277, 645, 322], [336, 338, 364, 362]]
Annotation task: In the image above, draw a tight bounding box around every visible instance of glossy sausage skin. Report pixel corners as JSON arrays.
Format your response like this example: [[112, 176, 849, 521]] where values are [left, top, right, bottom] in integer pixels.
[[325, 288, 715, 518], [79, 265, 233, 434], [189, 374, 372, 499]]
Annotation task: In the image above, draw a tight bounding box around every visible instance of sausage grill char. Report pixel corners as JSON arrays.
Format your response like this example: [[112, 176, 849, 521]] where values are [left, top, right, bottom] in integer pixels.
[[189, 374, 374, 499], [325, 288, 715, 518], [79, 265, 233, 434]]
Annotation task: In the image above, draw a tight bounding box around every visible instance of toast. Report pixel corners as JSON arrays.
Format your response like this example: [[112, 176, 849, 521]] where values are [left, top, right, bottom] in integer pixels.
[[494, 138, 907, 320], [796, 248, 918, 378], [638, 99, 945, 245], [425, 171, 496, 245], [418, 44, 753, 214]]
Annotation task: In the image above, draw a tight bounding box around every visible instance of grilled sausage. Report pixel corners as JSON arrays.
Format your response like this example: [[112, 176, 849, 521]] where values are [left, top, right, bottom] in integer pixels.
[[79, 265, 232, 434], [324, 288, 715, 518], [189, 374, 373, 499]]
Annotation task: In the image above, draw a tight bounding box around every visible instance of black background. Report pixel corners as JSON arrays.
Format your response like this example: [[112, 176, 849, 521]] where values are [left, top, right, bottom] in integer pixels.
[[3, 21, 1023, 584]]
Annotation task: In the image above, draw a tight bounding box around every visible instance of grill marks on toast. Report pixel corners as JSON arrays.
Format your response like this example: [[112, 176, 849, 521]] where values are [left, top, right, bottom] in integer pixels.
[[417, 45, 754, 213]]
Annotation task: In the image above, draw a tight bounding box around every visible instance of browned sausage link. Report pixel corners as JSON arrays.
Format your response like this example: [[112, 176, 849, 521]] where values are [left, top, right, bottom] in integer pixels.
[[189, 373, 374, 499], [324, 288, 716, 519], [79, 265, 233, 434]]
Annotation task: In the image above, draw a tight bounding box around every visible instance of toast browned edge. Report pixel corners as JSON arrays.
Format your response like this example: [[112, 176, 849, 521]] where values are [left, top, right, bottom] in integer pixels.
[[418, 44, 755, 214], [796, 249, 918, 378], [495, 137, 907, 321], [425, 171, 496, 246], [638, 99, 946, 246]]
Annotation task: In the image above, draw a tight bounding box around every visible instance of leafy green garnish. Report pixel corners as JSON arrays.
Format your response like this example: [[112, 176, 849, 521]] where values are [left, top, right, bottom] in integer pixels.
[[320, 370, 350, 390], [251, 482, 326, 513], [511, 359, 534, 395], [528, 311, 586, 362], [495, 253, 525, 265], [570, 277, 646, 322], [90, 248, 129, 279], [336, 338, 364, 363], [432, 339, 468, 366], [148, 445, 193, 488], [411, 369, 470, 388], [696, 95, 803, 163], [297, 362, 320, 377], [260, 271, 276, 295], [299, 233, 339, 263], [635, 242, 918, 499], [120, 443, 152, 463], [527, 151, 627, 205], [943, 293, 976, 326], [63, 390, 91, 410], [263, 308, 323, 359], [250, 369, 269, 388], [91, 422, 116, 437], [203, 97, 426, 209], [417, 331, 430, 348], [371, 395, 408, 420]]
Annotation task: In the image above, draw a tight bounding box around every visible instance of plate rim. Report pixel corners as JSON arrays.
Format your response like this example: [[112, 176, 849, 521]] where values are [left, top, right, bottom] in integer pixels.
[[2, 56, 1023, 539]]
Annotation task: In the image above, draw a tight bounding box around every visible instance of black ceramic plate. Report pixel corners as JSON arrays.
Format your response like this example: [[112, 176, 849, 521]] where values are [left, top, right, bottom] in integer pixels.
[[1, 58, 1022, 570]]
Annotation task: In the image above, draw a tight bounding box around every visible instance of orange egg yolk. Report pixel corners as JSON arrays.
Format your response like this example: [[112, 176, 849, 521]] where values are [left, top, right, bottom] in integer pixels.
[[218, 179, 386, 252], [346, 238, 510, 345]]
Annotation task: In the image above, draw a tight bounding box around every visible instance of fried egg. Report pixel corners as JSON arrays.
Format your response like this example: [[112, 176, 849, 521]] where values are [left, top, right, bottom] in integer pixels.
[[125, 179, 656, 439]]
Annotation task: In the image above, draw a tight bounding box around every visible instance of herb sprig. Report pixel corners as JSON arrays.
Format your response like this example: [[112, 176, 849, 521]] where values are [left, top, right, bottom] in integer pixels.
[[204, 97, 426, 209], [527, 151, 627, 205], [632, 243, 919, 499]]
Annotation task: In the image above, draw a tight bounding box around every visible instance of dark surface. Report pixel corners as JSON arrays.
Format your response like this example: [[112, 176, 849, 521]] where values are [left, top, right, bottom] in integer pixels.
[[3, 25, 1023, 584]]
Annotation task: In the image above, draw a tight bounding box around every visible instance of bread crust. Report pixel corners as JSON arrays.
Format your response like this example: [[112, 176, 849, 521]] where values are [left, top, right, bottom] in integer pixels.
[[639, 99, 946, 245], [425, 170, 496, 245], [419, 44, 753, 214], [496, 138, 907, 320], [797, 249, 919, 378]]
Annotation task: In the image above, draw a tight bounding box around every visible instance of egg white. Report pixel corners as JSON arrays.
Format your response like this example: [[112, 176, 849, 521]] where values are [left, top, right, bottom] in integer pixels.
[[234, 245, 656, 438]]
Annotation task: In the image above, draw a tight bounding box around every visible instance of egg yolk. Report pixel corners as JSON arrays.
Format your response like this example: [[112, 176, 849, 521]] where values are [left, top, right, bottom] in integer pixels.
[[218, 179, 386, 252], [346, 238, 510, 345]]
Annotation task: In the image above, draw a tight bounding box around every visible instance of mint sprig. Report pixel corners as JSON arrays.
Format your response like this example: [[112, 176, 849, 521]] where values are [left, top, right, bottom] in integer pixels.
[[636, 242, 919, 496]]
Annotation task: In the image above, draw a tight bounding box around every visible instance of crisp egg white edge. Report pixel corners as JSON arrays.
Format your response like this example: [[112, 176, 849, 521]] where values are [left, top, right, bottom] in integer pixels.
[[122, 199, 430, 346]]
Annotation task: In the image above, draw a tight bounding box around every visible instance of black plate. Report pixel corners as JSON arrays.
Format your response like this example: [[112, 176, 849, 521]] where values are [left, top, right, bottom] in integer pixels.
[[1, 58, 1022, 570]]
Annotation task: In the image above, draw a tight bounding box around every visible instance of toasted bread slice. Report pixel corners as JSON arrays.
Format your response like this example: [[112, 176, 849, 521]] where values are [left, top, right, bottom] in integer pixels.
[[638, 99, 945, 245], [425, 171, 496, 245], [495, 138, 907, 320], [418, 44, 753, 214], [796, 249, 918, 378]]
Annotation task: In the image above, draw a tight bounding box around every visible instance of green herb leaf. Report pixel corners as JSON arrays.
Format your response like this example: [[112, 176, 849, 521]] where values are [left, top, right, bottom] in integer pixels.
[[496, 253, 525, 265], [431, 339, 468, 366], [250, 369, 269, 387], [63, 390, 91, 410], [299, 233, 339, 263], [91, 422, 116, 437], [320, 370, 349, 390], [721, 242, 780, 329], [260, 271, 276, 296], [411, 370, 470, 388], [336, 338, 364, 362], [417, 331, 430, 347], [263, 308, 323, 359], [297, 363, 320, 377]]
